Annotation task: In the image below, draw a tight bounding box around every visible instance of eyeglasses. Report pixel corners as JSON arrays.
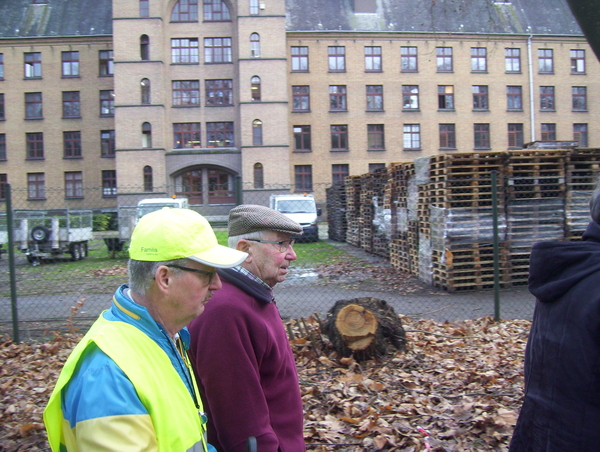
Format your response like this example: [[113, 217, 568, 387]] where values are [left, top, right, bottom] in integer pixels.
[[247, 238, 296, 253], [166, 265, 216, 283]]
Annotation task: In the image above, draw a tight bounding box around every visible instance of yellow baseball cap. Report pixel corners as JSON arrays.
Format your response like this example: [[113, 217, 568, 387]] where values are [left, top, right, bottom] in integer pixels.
[[129, 208, 247, 267]]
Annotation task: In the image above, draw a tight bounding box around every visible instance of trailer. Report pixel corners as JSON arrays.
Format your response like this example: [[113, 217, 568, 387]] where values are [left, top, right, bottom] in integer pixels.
[[11, 209, 93, 265]]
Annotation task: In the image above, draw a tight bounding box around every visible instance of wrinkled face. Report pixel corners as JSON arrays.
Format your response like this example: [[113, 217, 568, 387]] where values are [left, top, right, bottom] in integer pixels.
[[244, 232, 298, 287]]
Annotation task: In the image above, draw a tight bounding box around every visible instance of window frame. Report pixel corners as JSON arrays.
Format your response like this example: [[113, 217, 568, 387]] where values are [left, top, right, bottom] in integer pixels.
[[101, 130, 116, 157], [61, 51, 80, 77], [24, 52, 42, 78], [25, 92, 43, 119], [572, 86, 587, 111], [472, 85, 489, 110], [507, 86, 523, 111], [436, 47, 453, 72], [173, 122, 201, 148], [474, 123, 491, 149], [508, 123, 524, 148], [171, 0, 199, 21], [291, 46, 309, 72], [539, 86, 555, 111], [171, 38, 199, 64], [366, 85, 384, 111], [328, 46, 346, 72], [329, 85, 347, 111], [364, 46, 382, 72], [292, 85, 310, 111], [204, 37, 232, 63], [102, 170, 117, 197], [332, 164, 349, 184], [470, 47, 487, 72], [206, 121, 234, 147], [367, 124, 385, 151], [439, 124, 456, 149], [250, 33, 261, 58], [0, 133, 6, 160], [62, 91, 81, 118], [203, 0, 231, 21], [570, 49, 586, 74], [438, 85, 455, 110], [538, 48, 554, 74], [205, 79, 233, 106], [574, 123, 588, 147], [293, 125, 311, 151], [401, 46, 418, 72], [294, 165, 313, 192], [64, 171, 83, 199], [505, 48, 521, 73], [403, 124, 421, 150], [402, 85, 419, 110], [63, 131, 82, 159], [172, 80, 200, 107], [330, 125, 349, 151], [27, 172, 45, 200], [541, 123, 556, 141], [99, 50, 114, 76], [100, 90, 114, 116]]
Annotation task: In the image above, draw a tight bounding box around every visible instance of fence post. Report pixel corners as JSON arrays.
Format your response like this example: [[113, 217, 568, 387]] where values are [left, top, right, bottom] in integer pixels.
[[5, 184, 20, 343], [235, 175, 243, 205], [492, 171, 501, 321]]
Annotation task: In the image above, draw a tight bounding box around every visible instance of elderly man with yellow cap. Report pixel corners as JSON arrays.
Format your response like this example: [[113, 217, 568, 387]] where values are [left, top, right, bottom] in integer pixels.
[[188, 204, 306, 452], [44, 208, 247, 452]]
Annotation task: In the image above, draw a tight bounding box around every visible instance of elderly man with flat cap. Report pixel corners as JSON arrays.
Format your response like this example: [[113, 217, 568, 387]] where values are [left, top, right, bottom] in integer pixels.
[[44, 208, 247, 452], [509, 179, 600, 451], [188, 204, 305, 452]]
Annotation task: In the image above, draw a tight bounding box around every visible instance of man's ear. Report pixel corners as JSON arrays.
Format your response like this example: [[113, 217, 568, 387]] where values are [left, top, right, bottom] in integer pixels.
[[154, 265, 172, 294], [237, 240, 252, 261]]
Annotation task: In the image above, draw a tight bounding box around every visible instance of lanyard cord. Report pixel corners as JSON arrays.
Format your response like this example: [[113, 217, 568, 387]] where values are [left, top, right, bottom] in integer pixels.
[[165, 331, 200, 410]]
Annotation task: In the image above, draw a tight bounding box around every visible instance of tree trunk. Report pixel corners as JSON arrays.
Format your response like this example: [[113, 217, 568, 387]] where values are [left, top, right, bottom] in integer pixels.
[[323, 297, 407, 361]]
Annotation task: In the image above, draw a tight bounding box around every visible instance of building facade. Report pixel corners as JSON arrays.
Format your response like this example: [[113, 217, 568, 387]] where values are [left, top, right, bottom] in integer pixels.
[[0, 0, 597, 212]]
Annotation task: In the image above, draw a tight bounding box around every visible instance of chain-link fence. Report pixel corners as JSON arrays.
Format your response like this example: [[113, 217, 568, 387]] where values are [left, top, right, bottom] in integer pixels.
[[6, 148, 594, 344]]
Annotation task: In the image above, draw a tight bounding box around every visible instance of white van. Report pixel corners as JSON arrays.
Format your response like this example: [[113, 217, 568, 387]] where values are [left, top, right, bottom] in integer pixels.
[[269, 194, 321, 242]]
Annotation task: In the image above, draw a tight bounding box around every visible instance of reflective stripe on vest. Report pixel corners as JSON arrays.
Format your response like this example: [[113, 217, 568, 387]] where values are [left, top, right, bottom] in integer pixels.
[[44, 316, 207, 452]]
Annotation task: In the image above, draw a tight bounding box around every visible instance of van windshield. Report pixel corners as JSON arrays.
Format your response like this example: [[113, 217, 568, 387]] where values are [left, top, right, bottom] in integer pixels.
[[137, 204, 179, 219], [277, 200, 316, 213]]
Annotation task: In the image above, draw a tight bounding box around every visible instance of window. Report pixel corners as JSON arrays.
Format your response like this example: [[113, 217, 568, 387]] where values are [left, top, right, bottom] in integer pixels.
[[27, 173, 45, 199], [541, 123, 556, 141], [332, 164, 349, 184], [250, 33, 260, 58], [293, 125, 311, 151], [61, 51, 79, 77], [144, 166, 153, 192], [0, 134, 5, 160], [65, 172, 83, 198], [436, 47, 453, 72], [142, 122, 152, 148], [0, 54, 4, 79], [574, 123, 588, 147], [250, 0, 259, 15], [0, 174, 6, 200], [367, 124, 384, 150], [253, 163, 264, 189], [24, 52, 42, 78], [205, 79, 233, 106], [472, 86, 488, 110], [366, 85, 383, 111], [99, 50, 114, 76], [364, 46, 381, 71], [331, 125, 348, 151], [206, 122, 234, 147], [171, 38, 199, 63], [179, 170, 202, 201], [403, 124, 421, 150], [402, 85, 419, 110], [207, 169, 234, 204], [471, 47, 487, 72], [294, 165, 312, 191], [101, 130, 116, 157], [174, 123, 201, 148], [474, 124, 490, 149], [571, 49, 586, 73], [252, 119, 263, 145], [64, 131, 82, 158], [62, 91, 81, 117], [507, 86, 523, 111], [204, 38, 232, 63], [251, 76, 261, 102], [292, 86, 309, 111], [102, 170, 117, 197], [0, 93, 3, 120], [140, 35, 150, 60], [172, 80, 200, 106], [438, 86, 454, 110], [538, 49, 554, 73], [369, 163, 386, 172], [291, 46, 308, 72], [328, 46, 345, 72], [203, 0, 230, 21], [140, 0, 149, 17], [401, 46, 418, 72], [508, 124, 524, 148], [540, 86, 555, 111], [439, 124, 456, 149], [140, 79, 151, 104], [329, 85, 347, 111], [505, 48, 521, 73], [572, 86, 587, 111], [25, 92, 43, 119], [100, 90, 115, 116], [171, 0, 198, 21]]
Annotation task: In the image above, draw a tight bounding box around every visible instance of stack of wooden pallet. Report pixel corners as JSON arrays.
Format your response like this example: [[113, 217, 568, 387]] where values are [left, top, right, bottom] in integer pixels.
[[344, 175, 362, 247], [325, 182, 347, 242], [565, 149, 600, 239]]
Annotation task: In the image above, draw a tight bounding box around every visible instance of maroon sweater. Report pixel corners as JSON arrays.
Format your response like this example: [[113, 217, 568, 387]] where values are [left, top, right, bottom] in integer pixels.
[[188, 269, 305, 452]]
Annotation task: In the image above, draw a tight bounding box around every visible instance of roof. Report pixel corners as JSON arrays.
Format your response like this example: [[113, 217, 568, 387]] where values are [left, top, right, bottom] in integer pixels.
[[0, 0, 112, 38], [285, 0, 584, 36]]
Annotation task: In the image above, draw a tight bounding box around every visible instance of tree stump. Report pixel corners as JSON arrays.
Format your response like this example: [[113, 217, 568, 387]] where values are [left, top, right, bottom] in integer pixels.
[[323, 297, 407, 361]]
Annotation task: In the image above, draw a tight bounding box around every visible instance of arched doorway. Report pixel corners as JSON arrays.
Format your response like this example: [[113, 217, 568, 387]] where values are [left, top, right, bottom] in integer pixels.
[[175, 166, 236, 205]]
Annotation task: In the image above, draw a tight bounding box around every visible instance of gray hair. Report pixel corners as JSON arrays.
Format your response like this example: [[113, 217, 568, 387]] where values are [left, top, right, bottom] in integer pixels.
[[128, 257, 188, 295], [228, 230, 270, 249]]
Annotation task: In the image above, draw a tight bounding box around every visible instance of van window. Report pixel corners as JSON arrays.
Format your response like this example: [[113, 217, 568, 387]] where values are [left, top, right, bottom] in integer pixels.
[[276, 199, 316, 213]]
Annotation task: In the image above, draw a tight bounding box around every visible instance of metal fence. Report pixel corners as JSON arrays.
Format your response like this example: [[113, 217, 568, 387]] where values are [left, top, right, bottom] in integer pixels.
[[2, 171, 571, 342]]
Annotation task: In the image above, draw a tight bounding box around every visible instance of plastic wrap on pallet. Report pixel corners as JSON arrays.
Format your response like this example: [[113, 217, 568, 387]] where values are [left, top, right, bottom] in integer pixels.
[[397, 207, 409, 233], [407, 176, 418, 221], [372, 195, 392, 239], [418, 232, 432, 285], [430, 206, 507, 251], [414, 156, 431, 186], [507, 198, 566, 246], [566, 190, 593, 235]]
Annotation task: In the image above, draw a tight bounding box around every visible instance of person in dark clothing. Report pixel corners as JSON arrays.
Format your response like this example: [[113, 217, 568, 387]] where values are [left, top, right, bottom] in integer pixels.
[[188, 205, 305, 452], [509, 186, 600, 451]]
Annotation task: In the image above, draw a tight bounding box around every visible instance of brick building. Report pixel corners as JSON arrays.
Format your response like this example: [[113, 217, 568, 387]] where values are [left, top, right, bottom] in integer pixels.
[[0, 0, 597, 212]]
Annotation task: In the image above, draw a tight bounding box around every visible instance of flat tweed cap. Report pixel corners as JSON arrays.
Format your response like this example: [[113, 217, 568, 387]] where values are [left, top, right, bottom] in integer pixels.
[[228, 204, 303, 237]]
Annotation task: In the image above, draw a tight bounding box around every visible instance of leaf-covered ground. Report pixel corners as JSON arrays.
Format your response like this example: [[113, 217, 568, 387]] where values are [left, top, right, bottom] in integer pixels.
[[0, 316, 529, 452]]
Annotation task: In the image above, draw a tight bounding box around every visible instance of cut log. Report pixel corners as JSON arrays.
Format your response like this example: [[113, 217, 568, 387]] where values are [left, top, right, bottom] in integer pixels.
[[323, 297, 407, 361]]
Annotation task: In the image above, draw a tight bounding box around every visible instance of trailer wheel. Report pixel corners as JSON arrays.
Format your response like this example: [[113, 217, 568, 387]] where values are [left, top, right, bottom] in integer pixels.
[[70, 243, 81, 261], [31, 225, 51, 243]]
